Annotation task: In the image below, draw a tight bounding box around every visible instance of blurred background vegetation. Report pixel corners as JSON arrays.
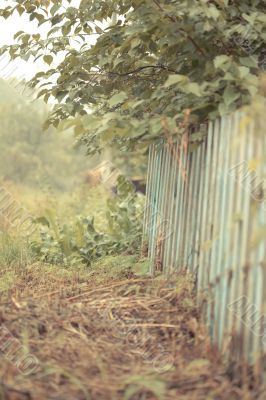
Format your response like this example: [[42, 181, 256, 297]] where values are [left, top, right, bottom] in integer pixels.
[[0, 78, 146, 270], [0, 78, 93, 191], [0, 78, 147, 189]]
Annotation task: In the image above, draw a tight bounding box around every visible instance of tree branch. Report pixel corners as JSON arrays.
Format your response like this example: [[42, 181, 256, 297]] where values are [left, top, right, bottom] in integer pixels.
[[107, 64, 176, 76]]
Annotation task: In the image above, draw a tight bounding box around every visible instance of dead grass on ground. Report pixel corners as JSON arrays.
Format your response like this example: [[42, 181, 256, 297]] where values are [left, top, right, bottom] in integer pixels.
[[0, 266, 264, 400]]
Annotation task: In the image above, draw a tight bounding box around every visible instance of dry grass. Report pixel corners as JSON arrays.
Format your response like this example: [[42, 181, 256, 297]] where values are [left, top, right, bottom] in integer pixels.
[[0, 180, 110, 234], [0, 264, 264, 400]]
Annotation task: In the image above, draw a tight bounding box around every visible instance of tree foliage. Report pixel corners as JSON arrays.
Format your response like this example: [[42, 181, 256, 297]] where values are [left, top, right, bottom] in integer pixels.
[[0, 79, 90, 190], [0, 0, 265, 154]]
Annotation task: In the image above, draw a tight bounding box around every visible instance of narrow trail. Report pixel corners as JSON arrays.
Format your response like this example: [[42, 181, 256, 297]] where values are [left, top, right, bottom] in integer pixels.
[[0, 268, 262, 400]]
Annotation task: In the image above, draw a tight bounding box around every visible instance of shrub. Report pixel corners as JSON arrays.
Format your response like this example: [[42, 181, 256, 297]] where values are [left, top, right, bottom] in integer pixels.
[[31, 176, 145, 266]]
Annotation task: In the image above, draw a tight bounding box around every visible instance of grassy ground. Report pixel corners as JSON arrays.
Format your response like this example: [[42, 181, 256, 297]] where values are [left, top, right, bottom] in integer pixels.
[[0, 182, 264, 399], [0, 258, 263, 400]]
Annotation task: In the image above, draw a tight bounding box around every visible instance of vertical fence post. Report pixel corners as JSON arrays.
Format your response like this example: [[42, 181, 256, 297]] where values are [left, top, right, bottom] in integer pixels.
[[143, 107, 266, 376]]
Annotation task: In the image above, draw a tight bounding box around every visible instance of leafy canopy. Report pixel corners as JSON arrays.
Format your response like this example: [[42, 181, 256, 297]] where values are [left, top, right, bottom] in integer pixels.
[[0, 0, 265, 154]]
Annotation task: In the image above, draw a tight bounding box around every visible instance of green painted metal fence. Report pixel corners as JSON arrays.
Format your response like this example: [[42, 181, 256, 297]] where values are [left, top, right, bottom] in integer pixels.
[[143, 107, 266, 377]]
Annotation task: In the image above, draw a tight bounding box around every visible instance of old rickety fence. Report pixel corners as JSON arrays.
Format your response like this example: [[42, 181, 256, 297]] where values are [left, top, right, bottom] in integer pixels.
[[143, 105, 266, 376]]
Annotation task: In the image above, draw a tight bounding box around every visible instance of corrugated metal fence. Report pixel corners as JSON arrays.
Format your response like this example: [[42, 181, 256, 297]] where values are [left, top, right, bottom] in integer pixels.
[[143, 107, 266, 377]]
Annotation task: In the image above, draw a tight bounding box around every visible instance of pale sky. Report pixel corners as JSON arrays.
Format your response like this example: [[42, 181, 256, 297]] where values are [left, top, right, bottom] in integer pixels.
[[0, 0, 84, 80], [0, 0, 47, 79]]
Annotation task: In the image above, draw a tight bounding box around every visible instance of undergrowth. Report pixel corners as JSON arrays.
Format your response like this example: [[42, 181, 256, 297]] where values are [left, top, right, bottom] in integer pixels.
[[0, 232, 33, 267], [31, 176, 145, 267]]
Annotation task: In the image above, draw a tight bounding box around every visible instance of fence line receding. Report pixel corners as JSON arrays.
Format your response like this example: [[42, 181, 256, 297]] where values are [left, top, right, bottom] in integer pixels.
[[143, 106, 266, 376]]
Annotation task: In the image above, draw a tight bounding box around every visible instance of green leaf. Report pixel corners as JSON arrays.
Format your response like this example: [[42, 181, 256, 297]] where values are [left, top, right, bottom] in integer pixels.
[[223, 86, 240, 107], [95, 26, 102, 34], [184, 82, 203, 97], [124, 376, 166, 400], [50, 4, 61, 16], [109, 92, 128, 107], [239, 56, 258, 68], [209, 6, 220, 20], [37, 88, 48, 98], [22, 34, 30, 44], [130, 38, 141, 49], [16, 5, 24, 16], [34, 216, 50, 227], [164, 74, 189, 88], [13, 30, 24, 40], [218, 102, 228, 116], [214, 55, 231, 70], [238, 66, 250, 79], [43, 55, 53, 65], [62, 23, 72, 36]]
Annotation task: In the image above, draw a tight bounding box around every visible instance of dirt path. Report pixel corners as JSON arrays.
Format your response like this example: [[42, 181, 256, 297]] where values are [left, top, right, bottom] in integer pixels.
[[0, 268, 263, 400]]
